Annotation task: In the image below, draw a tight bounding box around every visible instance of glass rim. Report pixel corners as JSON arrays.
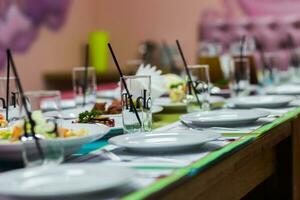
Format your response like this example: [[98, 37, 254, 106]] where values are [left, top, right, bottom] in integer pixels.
[[122, 75, 151, 79], [232, 57, 250, 62], [24, 90, 61, 97], [72, 66, 95, 71], [187, 64, 209, 69], [0, 76, 17, 80]]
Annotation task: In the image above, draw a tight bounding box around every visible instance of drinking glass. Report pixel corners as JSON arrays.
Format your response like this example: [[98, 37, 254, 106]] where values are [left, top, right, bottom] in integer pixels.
[[198, 42, 223, 84], [261, 52, 280, 86], [185, 65, 210, 112], [22, 90, 61, 116], [0, 76, 20, 121], [21, 136, 64, 168], [229, 57, 250, 97], [121, 75, 152, 133], [230, 37, 258, 84], [72, 66, 97, 106], [20, 90, 64, 167]]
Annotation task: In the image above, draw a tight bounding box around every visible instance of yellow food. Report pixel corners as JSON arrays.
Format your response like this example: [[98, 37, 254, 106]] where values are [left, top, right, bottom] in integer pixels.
[[169, 84, 186, 103], [0, 114, 8, 128], [57, 127, 87, 138]]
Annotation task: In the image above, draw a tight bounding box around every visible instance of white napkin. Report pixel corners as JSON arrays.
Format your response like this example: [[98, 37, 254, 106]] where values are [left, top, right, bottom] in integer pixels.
[[135, 64, 167, 100], [113, 64, 167, 101]]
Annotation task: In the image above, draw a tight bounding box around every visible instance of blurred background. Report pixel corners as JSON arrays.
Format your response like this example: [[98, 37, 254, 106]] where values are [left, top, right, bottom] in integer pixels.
[[1, 0, 300, 91]]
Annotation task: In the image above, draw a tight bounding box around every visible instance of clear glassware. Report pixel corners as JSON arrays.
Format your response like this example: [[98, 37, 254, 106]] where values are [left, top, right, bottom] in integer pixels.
[[72, 66, 97, 106], [230, 37, 258, 84], [198, 42, 223, 84], [121, 75, 152, 133], [229, 57, 250, 97], [261, 52, 280, 86], [185, 65, 210, 112], [20, 90, 63, 167], [0, 76, 20, 121], [21, 136, 64, 168]]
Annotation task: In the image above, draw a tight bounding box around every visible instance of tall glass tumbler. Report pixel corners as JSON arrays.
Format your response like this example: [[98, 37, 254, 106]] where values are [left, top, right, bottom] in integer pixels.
[[261, 52, 280, 86], [0, 76, 20, 121], [72, 67, 97, 106], [20, 90, 64, 167], [229, 57, 250, 97], [121, 75, 152, 133], [185, 65, 210, 113]]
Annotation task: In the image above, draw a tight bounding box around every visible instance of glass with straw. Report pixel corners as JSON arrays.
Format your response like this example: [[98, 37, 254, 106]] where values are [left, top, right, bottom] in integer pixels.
[[230, 37, 258, 84], [121, 75, 152, 133], [198, 42, 223, 84], [185, 65, 211, 112], [0, 76, 20, 122], [260, 52, 280, 86], [229, 57, 250, 97], [20, 90, 64, 167], [72, 66, 97, 106]]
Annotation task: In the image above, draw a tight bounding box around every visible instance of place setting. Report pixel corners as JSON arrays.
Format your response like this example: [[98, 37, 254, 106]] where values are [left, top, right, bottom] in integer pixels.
[[65, 42, 230, 170]]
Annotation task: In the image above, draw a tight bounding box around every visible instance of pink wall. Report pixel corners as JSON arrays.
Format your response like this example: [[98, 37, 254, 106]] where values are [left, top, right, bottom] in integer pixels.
[[14, 0, 99, 90], [14, 0, 223, 90], [96, 0, 223, 69]]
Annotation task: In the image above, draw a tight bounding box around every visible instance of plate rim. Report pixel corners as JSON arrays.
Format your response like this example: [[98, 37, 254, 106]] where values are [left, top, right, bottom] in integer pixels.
[[0, 164, 134, 197], [108, 132, 221, 150], [180, 109, 270, 124]]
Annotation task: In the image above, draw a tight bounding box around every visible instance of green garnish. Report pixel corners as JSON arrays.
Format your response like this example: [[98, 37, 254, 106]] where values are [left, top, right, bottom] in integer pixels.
[[170, 82, 184, 89], [78, 110, 103, 123]]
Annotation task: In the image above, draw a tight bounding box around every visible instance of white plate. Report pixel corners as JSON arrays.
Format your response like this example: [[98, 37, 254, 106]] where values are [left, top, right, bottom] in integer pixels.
[[230, 95, 294, 108], [96, 89, 118, 99], [180, 109, 270, 127], [44, 105, 94, 119], [153, 97, 185, 108], [109, 131, 221, 152], [0, 164, 134, 198], [152, 105, 163, 113], [0, 123, 109, 161], [60, 99, 76, 109], [154, 96, 225, 108], [265, 85, 300, 95], [192, 95, 225, 104]]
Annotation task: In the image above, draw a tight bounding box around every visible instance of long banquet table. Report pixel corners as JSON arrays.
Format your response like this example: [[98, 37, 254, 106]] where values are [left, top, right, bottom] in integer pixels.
[[1, 90, 300, 200], [119, 109, 300, 200], [64, 102, 300, 200]]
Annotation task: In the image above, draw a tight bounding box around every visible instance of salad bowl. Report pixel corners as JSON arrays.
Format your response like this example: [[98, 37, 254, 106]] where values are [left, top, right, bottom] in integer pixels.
[[0, 123, 110, 161]]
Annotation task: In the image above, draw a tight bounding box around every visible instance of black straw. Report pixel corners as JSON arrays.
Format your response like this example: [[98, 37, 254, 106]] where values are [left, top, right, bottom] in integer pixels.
[[236, 35, 246, 94], [239, 35, 246, 61], [107, 43, 142, 127], [6, 49, 44, 159], [5, 51, 10, 121], [287, 34, 300, 67], [83, 44, 89, 106], [255, 37, 270, 75], [175, 40, 202, 109]]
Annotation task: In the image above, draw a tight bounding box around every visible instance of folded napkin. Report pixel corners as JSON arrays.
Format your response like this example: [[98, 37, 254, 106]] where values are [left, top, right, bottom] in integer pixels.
[[135, 64, 167, 100], [113, 64, 167, 100]]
